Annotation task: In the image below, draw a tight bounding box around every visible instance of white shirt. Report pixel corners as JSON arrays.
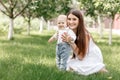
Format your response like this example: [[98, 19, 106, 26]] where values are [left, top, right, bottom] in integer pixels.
[[53, 28, 76, 44]]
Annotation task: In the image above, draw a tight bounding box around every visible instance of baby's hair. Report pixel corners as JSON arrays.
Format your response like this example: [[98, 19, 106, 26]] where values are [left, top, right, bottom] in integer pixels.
[[57, 14, 67, 21]]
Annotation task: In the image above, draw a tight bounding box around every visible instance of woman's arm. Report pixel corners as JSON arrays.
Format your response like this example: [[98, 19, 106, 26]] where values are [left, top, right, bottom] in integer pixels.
[[69, 41, 79, 56], [61, 32, 90, 60], [70, 34, 89, 60], [61, 32, 78, 55]]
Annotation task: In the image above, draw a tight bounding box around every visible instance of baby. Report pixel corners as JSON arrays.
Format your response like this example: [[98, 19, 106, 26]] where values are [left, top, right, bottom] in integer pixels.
[[48, 14, 76, 70]]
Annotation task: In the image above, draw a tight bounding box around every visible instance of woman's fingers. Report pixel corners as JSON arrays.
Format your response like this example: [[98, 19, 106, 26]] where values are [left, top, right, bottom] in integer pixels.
[[66, 36, 71, 42], [61, 32, 67, 42], [61, 32, 71, 42]]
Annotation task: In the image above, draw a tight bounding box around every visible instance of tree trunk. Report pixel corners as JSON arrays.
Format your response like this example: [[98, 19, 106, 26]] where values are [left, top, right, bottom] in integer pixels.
[[8, 18, 14, 40], [97, 15, 103, 38], [109, 19, 112, 45], [39, 17, 43, 33], [27, 20, 30, 35], [47, 20, 50, 30]]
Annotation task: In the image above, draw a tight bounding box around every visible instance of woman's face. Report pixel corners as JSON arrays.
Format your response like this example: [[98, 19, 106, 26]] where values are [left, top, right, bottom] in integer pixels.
[[67, 13, 79, 32]]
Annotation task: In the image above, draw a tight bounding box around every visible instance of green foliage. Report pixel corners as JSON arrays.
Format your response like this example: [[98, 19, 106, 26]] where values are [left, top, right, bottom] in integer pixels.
[[32, 0, 71, 21], [0, 31, 120, 80], [55, 0, 71, 14], [78, 0, 120, 18], [79, 0, 96, 17], [102, 0, 120, 18], [0, 0, 32, 18]]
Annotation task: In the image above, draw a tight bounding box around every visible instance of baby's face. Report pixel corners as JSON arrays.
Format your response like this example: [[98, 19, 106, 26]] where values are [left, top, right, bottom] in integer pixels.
[[57, 19, 66, 29]]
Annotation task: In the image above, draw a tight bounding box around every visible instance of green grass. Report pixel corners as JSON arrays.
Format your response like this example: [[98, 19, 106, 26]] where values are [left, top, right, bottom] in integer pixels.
[[0, 30, 120, 80]]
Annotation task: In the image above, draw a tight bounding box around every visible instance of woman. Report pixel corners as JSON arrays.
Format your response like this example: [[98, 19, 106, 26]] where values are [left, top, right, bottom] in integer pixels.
[[61, 9, 108, 76]]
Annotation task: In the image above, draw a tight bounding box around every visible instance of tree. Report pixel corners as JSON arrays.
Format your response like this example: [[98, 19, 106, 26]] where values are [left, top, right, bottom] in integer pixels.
[[32, 0, 71, 32], [33, 0, 71, 21], [78, 0, 120, 45], [101, 0, 120, 45], [0, 0, 32, 40], [21, 1, 35, 35]]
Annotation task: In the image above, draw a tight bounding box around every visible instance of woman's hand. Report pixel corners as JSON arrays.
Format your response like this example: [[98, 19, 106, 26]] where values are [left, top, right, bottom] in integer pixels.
[[61, 32, 72, 43]]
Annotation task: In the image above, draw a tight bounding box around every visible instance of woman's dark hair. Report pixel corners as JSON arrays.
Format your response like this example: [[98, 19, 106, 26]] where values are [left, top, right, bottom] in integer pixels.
[[67, 9, 89, 59]]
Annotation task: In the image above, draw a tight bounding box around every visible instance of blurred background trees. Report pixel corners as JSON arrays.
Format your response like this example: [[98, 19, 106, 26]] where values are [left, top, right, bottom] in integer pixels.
[[0, 0, 120, 45], [0, 0, 32, 39]]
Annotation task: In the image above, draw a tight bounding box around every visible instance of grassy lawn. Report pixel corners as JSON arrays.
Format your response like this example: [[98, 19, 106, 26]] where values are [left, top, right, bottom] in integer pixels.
[[0, 30, 120, 80]]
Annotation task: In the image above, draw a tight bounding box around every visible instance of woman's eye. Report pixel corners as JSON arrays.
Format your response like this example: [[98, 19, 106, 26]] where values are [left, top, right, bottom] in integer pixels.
[[73, 18, 76, 21], [67, 18, 71, 20]]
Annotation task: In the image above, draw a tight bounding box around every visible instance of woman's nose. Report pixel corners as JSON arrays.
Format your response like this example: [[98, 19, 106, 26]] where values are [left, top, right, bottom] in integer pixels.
[[69, 20, 73, 23]]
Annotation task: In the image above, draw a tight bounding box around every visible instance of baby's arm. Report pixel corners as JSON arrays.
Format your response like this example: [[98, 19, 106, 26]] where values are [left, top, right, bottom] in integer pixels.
[[48, 36, 56, 43], [48, 33, 57, 43]]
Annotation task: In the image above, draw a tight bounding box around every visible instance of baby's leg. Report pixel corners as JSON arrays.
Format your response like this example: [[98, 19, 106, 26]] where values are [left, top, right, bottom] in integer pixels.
[[59, 43, 71, 70]]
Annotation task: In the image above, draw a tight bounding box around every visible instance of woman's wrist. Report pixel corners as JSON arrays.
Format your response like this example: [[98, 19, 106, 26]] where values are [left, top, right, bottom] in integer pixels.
[[68, 40, 74, 44], [68, 38, 74, 44], [69, 41, 76, 52]]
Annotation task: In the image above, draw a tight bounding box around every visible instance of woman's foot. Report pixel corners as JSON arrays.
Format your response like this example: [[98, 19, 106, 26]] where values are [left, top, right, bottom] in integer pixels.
[[99, 67, 108, 73], [67, 67, 74, 72]]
